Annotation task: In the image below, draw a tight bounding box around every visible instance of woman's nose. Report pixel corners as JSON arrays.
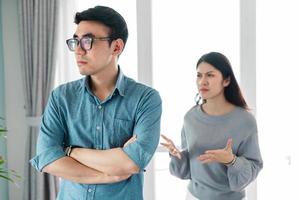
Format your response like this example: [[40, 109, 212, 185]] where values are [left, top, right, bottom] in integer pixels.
[[198, 77, 208, 86]]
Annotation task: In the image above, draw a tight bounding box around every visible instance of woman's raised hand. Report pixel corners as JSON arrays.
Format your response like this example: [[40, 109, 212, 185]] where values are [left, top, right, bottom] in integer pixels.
[[160, 134, 182, 159], [197, 138, 235, 165]]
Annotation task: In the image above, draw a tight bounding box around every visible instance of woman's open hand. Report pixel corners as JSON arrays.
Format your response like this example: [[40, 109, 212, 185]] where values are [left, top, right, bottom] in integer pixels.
[[160, 134, 182, 159], [197, 138, 235, 165]]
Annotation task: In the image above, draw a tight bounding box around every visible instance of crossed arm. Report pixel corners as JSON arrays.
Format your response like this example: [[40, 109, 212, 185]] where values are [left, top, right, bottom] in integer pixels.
[[43, 136, 138, 184], [69, 147, 140, 176], [38, 89, 161, 185], [43, 156, 131, 184]]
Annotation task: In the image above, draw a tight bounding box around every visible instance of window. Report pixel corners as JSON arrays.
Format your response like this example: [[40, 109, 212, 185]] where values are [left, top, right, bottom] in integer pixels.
[[257, 0, 300, 199], [152, 1, 240, 199]]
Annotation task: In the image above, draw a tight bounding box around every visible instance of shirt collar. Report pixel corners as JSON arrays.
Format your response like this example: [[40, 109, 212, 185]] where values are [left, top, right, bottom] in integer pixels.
[[82, 65, 126, 97], [115, 66, 126, 97]]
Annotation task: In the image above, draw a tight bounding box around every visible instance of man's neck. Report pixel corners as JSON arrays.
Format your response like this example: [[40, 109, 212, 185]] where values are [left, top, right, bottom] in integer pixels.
[[89, 65, 119, 101]]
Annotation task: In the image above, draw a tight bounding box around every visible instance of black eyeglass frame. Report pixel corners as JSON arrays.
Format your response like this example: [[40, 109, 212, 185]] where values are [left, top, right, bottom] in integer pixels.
[[66, 36, 111, 51]]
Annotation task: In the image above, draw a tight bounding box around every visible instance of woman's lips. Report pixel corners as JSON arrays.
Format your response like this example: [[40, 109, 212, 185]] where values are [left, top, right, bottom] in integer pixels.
[[200, 88, 209, 92]]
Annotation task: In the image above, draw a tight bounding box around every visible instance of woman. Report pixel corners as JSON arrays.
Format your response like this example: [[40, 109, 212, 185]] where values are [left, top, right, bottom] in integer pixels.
[[161, 52, 263, 200]]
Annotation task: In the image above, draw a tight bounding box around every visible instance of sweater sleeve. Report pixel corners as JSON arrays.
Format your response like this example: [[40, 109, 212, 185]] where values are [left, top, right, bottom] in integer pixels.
[[227, 129, 263, 191], [169, 126, 191, 179]]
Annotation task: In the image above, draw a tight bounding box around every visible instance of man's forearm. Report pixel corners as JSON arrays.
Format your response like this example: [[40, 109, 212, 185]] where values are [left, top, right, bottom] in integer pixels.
[[42, 156, 130, 184], [70, 147, 140, 176]]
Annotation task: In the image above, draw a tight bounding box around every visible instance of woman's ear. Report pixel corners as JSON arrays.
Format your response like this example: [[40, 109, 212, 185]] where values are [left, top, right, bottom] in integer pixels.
[[223, 77, 230, 87], [111, 38, 124, 56]]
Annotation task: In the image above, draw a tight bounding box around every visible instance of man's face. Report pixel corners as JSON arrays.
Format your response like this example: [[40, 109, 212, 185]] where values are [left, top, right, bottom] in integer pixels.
[[73, 21, 115, 76]]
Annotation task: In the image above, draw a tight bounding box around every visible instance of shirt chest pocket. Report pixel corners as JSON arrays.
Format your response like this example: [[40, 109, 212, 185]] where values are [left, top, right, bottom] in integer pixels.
[[109, 118, 134, 147]]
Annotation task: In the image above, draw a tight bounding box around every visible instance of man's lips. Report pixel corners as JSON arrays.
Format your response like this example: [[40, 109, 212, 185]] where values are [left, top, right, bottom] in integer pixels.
[[77, 61, 88, 65]]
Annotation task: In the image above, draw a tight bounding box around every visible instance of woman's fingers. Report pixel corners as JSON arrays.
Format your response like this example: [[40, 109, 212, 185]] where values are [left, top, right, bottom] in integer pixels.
[[174, 151, 182, 159], [160, 142, 176, 152], [196, 139, 235, 164], [160, 135, 182, 159], [198, 154, 214, 160], [168, 146, 181, 159], [224, 138, 233, 151], [160, 142, 169, 147], [197, 154, 215, 163], [160, 134, 171, 142]]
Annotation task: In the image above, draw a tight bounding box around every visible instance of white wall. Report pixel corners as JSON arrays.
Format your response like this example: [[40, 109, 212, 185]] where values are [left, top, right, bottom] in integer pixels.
[[2, 0, 27, 199]]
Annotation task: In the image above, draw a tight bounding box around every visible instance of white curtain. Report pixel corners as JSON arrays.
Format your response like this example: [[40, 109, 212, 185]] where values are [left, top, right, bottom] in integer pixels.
[[19, 0, 59, 199], [54, 0, 82, 87]]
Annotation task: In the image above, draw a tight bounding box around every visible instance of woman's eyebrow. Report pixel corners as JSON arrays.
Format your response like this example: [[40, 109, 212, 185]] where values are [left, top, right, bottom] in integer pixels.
[[197, 71, 215, 74]]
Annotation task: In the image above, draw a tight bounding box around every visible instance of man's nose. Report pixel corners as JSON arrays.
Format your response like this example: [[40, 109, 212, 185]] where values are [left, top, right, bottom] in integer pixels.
[[75, 44, 86, 55]]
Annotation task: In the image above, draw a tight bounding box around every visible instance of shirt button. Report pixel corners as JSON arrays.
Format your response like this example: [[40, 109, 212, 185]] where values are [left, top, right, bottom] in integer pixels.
[[96, 126, 100, 130], [88, 188, 92, 192], [98, 105, 102, 109]]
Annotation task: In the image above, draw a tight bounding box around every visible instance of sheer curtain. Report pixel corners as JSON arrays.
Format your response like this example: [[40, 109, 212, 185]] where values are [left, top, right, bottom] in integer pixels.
[[54, 0, 80, 87], [19, 0, 59, 199]]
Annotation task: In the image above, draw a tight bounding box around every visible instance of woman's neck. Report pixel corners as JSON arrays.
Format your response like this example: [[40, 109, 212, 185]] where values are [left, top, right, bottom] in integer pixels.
[[201, 96, 235, 116]]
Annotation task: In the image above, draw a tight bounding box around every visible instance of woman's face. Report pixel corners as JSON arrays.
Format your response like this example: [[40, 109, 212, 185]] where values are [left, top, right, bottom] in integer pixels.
[[196, 62, 230, 100]]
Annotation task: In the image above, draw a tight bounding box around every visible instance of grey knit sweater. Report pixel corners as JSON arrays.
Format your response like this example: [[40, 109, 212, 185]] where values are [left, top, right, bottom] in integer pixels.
[[169, 105, 263, 200]]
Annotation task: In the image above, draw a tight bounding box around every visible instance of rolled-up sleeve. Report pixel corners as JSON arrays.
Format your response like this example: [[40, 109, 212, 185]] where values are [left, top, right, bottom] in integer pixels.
[[30, 90, 67, 172], [123, 89, 162, 170]]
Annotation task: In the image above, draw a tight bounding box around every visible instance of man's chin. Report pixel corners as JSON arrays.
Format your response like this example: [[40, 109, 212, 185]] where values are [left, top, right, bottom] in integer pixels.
[[77, 67, 90, 76], [78, 70, 90, 76]]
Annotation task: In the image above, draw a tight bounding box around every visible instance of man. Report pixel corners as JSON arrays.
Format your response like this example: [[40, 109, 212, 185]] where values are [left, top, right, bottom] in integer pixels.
[[30, 6, 162, 200]]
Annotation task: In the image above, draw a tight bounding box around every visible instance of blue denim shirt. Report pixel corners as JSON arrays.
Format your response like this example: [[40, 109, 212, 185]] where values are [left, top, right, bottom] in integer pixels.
[[30, 69, 162, 200]]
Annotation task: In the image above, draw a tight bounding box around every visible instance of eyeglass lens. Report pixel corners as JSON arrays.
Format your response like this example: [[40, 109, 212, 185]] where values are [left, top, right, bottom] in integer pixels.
[[67, 37, 92, 51]]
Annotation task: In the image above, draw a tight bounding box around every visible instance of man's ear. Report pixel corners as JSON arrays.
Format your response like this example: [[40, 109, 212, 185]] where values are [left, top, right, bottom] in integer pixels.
[[111, 38, 124, 56], [223, 77, 231, 87]]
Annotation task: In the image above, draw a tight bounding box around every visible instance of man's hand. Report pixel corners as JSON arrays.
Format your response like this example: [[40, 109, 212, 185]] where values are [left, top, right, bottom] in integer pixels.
[[160, 134, 182, 159], [43, 156, 130, 184], [123, 135, 137, 147], [68, 134, 140, 176], [197, 138, 235, 164]]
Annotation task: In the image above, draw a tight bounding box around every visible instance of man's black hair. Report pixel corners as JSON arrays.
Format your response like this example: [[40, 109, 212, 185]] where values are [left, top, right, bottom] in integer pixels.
[[74, 6, 128, 46]]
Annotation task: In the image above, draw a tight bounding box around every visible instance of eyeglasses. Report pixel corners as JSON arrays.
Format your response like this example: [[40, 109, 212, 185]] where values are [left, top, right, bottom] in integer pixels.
[[66, 36, 111, 51]]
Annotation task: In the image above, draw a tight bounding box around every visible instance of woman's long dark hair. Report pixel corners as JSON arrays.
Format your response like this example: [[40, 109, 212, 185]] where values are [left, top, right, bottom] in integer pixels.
[[196, 52, 249, 110]]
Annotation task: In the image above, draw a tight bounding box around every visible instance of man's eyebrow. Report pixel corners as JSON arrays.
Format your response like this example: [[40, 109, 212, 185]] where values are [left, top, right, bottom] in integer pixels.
[[73, 33, 95, 38]]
